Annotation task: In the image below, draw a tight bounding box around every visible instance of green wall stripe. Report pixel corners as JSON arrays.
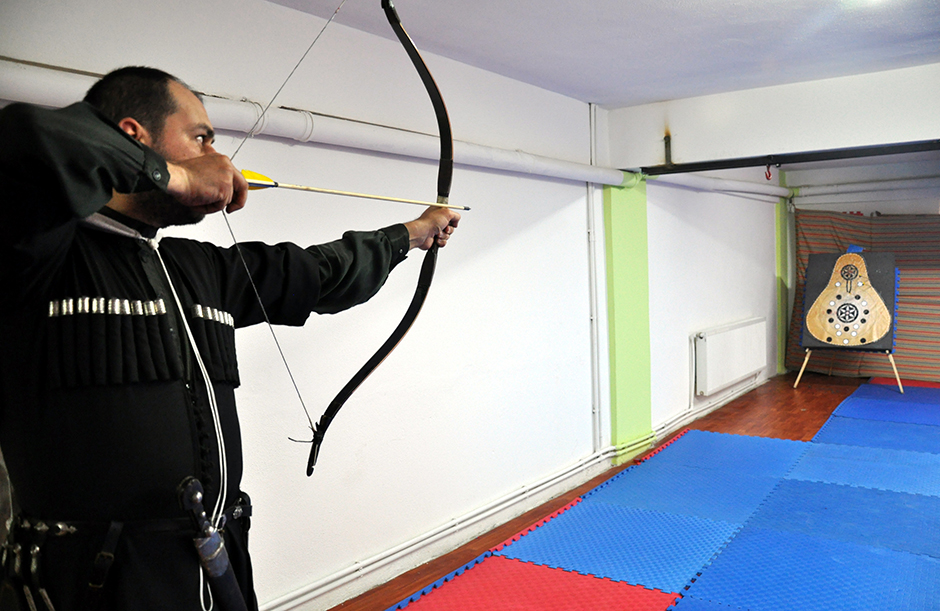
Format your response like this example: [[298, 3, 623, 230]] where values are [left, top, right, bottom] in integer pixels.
[[775, 200, 790, 373], [775, 173, 791, 374], [603, 182, 653, 463]]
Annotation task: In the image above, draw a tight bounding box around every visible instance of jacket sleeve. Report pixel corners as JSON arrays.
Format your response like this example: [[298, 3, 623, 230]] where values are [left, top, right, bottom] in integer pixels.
[[205, 224, 412, 327], [0, 102, 170, 307], [0, 101, 169, 243]]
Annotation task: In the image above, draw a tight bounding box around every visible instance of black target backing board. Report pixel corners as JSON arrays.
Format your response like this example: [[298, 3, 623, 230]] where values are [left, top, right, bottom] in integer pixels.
[[801, 252, 897, 352]]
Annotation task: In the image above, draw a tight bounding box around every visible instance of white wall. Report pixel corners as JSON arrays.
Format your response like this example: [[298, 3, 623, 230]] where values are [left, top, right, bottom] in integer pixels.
[[210, 142, 598, 606], [607, 63, 940, 170], [646, 168, 779, 432], [609, 62, 940, 431], [0, 0, 605, 608]]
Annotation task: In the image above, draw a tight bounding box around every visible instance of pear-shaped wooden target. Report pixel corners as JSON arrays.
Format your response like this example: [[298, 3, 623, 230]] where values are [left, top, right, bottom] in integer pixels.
[[805, 253, 891, 348]]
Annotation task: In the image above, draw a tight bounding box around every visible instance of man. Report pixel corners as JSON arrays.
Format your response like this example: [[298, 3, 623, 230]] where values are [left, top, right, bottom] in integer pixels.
[[0, 67, 459, 610]]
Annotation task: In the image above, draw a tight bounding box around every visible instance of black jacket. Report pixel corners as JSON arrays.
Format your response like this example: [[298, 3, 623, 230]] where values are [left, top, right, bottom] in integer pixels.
[[0, 101, 409, 609]]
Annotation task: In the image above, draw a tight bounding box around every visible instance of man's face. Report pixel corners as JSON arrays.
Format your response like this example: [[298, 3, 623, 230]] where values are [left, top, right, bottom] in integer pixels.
[[140, 81, 218, 227], [152, 81, 217, 164]]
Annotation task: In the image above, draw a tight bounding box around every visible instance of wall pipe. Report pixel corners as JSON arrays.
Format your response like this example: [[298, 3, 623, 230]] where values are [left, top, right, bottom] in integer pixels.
[[1, 58, 810, 201], [0, 58, 632, 188], [586, 102, 605, 454], [792, 177, 940, 197], [647, 172, 792, 199], [793, 188, 940, 207]]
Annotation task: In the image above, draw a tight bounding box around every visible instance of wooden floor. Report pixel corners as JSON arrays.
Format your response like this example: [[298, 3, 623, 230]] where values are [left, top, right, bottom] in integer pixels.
[[326, 371, 863, 611]]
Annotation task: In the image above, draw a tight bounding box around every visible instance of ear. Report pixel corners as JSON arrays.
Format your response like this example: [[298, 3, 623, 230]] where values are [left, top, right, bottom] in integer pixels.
[[117, 117, 153, 146]]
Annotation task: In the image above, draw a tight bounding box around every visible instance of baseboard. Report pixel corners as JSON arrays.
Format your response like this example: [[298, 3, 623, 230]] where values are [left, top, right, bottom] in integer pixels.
[[654, 376, 763, 441], [612, 431, 658, 466], [262, 449, 622, 611]]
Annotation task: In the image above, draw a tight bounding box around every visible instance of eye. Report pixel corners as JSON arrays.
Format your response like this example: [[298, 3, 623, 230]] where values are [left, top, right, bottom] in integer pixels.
[[195, 135, 206, 145]]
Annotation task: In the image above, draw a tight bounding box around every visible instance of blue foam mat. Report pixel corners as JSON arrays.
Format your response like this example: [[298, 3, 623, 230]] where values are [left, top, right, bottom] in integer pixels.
[[788, 442, 940, 496], [834, 384, 940, 427], [851, 383, 940, 404], [493, 503, 737, 594], [814, 415, 940, 454], [669, 596, 748, 610], [686, 527, 940, 611], [390, 410, 940, 610], [583, 460, 779, 524], [747, 479, 940, 558], [835, 397, 940, 427], [647, 430, 807, 479]]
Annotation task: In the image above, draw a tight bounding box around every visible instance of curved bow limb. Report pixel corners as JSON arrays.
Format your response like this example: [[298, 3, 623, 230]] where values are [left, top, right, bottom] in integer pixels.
[[306, 0, 455, 476]]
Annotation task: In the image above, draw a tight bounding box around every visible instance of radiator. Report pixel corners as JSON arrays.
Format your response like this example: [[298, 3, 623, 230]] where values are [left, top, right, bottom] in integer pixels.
[[694, 317, 767, 397]]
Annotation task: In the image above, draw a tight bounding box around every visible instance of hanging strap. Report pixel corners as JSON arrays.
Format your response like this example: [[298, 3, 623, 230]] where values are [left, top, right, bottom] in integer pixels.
[[84, 521, 123, 609]]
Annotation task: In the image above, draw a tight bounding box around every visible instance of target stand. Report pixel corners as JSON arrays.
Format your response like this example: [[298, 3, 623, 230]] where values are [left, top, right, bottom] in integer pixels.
[[793, 251, 902, 393]]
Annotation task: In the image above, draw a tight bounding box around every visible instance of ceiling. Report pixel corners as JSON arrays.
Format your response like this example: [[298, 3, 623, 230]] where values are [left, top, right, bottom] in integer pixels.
[[269, 0, 939, 213], [270, 0, 940, 109]]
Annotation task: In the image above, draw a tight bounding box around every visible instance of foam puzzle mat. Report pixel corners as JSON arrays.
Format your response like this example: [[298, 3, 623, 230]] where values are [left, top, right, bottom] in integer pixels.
[[581, 460, 779, 524], [747, 479, 940, 557], [814, 414, 940, 453], [834, 385, 940, 426], [387, 381, 940, 610], [637, 429, 807, 479], [684, 526, 940, 611], [850, 383, 940, 404], [391, 556, 678, 611], [492, 502, 737, 593], [788, 441, 940, 496]]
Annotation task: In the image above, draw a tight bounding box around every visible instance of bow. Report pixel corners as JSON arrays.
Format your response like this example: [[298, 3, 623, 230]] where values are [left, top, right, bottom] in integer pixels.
[[305, 0, 454, 475]]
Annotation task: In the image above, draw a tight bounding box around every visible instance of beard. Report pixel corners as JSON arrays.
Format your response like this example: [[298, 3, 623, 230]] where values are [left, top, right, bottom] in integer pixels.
[[142, 137, 206, 228], [134, 188, 206, 228]]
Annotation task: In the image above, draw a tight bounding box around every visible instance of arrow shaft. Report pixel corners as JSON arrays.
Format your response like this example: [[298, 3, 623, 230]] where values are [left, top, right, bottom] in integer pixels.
[[245, 178, 468, 210]]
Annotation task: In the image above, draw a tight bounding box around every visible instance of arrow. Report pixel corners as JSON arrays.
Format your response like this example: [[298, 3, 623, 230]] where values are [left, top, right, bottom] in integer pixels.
[[241, 170, 469, 211]]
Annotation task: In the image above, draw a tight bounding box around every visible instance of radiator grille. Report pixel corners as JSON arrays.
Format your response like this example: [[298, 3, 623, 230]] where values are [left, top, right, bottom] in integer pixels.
[[694, 318, 767, 396]]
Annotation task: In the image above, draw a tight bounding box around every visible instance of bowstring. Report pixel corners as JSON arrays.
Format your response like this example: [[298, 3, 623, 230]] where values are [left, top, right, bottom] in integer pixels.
[[221, 0, 350, 435], [229, 0, 349, 160]]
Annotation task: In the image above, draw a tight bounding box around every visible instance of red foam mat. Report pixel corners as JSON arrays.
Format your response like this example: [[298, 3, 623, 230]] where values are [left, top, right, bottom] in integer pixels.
[[870, 377, 940, 389], [491, 498, 582, 552], [401, 556, 678, 611], [637, 429, 690, 463]]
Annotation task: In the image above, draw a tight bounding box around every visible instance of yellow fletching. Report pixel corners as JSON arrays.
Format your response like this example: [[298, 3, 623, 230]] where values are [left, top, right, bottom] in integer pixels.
[[241, 169, 277, 190]]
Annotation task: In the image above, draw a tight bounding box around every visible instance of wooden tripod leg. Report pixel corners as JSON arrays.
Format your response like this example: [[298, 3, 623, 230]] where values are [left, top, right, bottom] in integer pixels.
[[794, 349, 812, 388], [886, 352, 904, 394]]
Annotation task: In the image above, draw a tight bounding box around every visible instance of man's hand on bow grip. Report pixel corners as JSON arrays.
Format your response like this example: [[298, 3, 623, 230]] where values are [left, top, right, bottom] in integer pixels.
[[166, 153, 249, 215], [405, 206, 461, 251]]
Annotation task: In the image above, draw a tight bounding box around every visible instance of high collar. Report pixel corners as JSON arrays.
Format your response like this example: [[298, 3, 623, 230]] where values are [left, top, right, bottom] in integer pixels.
[[98, 206, 160, 239]]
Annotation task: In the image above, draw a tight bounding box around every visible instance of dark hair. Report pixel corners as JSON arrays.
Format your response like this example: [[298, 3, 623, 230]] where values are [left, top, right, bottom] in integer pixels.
[[84, 66, 193, 138]]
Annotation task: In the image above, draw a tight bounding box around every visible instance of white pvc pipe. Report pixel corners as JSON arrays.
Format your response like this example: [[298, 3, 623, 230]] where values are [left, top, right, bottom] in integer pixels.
[[204, 95, 632, 185], [793, 188, 940, 207], [648, 172, 792, 199], [2, 59, 808, 200], [794, 177, 940, 197], [586, 102, 604, 454], [0, 59, 632, 187], [0, 60, 94, 109]]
